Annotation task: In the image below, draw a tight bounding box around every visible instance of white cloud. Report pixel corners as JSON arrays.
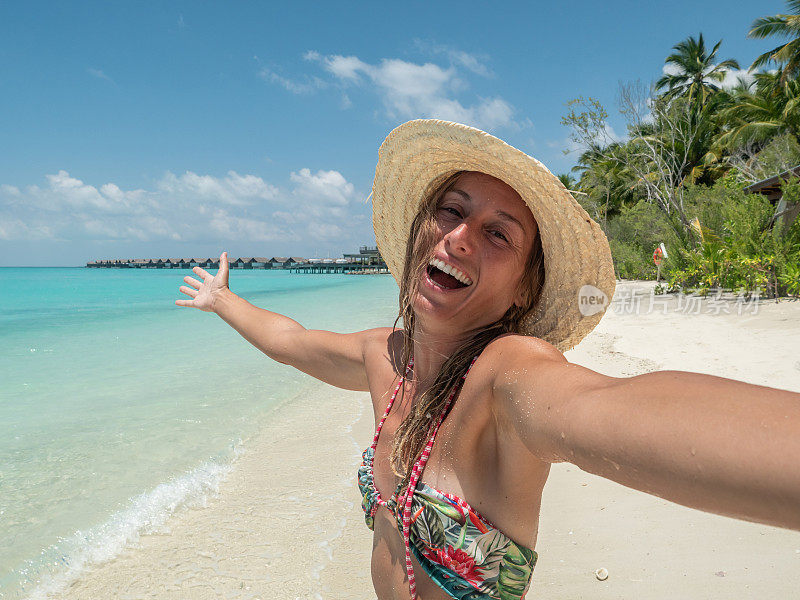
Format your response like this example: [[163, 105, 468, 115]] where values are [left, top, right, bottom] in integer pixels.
[[290, 168, 355, 207], [0, 218, 54, 241], [158, 170, 278, 205], [298, 51, 518, 131], [307, 222, 344, 241], [720, 68, 756, 90], [0, 167, 366, 247], [208, 209, 298, 243], [447, 50, 491, 77], [322, 55, 370, 82], [258, 67, 327, 94], [87, 68, 114, 84], [413, 41, 492, 77], [9, 170, 147, 215]]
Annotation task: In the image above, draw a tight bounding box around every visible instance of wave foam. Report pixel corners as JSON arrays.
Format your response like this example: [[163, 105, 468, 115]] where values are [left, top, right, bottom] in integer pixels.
[[13, 450, 239, 600]]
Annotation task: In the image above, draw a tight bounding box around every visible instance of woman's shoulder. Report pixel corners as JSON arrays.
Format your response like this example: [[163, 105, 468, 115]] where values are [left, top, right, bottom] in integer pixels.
[[480, 333, 567, 366], [464, 335, 568, 400], [360, 327, 406, 373]]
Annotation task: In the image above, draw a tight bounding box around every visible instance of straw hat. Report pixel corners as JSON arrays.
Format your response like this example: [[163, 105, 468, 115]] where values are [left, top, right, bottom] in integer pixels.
[[371, 119, 616, 353]]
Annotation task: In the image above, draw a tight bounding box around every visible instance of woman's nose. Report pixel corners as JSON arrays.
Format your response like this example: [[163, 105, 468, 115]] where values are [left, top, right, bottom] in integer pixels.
[[445, 222, 474, 255]]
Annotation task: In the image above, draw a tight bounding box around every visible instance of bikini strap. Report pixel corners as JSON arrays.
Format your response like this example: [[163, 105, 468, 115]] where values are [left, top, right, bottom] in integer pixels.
[[399, 355, 479, 599], [369, 358, 414, 451]]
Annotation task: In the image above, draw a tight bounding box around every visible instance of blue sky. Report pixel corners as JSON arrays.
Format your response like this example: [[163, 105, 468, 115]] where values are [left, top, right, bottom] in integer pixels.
[[0, 0, 784, 266]]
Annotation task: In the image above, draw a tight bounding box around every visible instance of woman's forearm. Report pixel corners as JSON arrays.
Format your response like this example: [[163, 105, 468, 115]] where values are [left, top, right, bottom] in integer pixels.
[[565, 370, 800, 531], [212, 287, 304, 364]]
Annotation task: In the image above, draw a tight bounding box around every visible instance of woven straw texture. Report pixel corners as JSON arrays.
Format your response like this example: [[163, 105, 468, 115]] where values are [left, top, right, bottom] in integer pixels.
[[371, 119, 616, 353]]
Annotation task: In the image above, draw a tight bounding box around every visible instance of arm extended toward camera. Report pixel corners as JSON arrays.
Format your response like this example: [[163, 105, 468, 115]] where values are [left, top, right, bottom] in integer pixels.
[[212, 288, 379, 391], [491, 336, 800, 532]]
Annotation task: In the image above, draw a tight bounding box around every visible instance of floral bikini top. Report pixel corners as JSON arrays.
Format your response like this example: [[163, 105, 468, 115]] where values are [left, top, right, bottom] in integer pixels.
[[357, 358, 538, 600]]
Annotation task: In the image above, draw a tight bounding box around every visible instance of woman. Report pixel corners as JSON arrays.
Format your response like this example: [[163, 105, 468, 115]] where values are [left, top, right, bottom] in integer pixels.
[[176, 120, 800, 600]]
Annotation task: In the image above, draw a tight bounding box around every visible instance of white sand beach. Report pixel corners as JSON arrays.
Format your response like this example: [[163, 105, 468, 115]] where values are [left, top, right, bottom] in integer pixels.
[[49, 281, 800, 600]]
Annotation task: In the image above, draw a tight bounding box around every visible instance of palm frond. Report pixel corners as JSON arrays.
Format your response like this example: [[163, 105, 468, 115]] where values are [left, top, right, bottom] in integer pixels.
[[750, 44, 792, 69], [749, 15, 792, 39], [773, 38, 800, 63]]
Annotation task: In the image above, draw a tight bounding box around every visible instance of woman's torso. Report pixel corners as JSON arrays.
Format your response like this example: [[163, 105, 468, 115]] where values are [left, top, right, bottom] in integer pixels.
[[361, 330, 551, 600]]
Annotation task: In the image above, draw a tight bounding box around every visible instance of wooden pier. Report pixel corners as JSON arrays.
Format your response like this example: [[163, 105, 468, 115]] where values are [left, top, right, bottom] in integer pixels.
[[290, 263, 388, 274]]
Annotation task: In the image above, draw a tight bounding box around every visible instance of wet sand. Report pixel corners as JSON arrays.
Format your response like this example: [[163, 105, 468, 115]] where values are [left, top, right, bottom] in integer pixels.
[[49, 281, 800, 599]]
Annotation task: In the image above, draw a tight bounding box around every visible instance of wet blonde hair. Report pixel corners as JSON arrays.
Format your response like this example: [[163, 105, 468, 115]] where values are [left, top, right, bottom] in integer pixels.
[[389, 171, 546, 478]]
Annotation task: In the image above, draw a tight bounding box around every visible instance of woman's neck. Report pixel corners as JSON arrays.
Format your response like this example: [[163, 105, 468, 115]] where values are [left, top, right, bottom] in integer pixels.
[[409, 322, 473, 390]]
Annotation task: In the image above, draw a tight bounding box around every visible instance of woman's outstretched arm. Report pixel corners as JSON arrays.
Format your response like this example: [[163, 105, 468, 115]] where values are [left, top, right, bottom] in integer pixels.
[[490, 336, 800, 532], [175, 252, 378, 391]]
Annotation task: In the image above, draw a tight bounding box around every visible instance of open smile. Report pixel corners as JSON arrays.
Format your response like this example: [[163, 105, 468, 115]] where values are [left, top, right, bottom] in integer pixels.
[[423, 259, 473, 292]]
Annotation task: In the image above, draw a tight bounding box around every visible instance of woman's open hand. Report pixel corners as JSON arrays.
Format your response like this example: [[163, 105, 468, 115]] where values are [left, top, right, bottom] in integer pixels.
[[175, 251, 230, 313]]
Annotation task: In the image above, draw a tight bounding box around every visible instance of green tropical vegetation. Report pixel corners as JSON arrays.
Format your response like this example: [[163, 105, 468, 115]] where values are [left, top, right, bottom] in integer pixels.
[[560, 1, 800, 298]]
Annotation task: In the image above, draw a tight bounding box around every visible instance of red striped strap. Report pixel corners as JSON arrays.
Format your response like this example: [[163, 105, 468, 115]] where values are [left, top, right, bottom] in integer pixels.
[[368, 359, 413, 510], [399, 356, 478, 599]]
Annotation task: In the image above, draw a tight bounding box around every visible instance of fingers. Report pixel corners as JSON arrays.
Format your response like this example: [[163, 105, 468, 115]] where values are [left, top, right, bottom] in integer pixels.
[[179, 285, 198, 298], [183, 275, 203, 289], [218, 251, 230, 285], [193, 266, 212, 280], [175, 299, 194, 307]]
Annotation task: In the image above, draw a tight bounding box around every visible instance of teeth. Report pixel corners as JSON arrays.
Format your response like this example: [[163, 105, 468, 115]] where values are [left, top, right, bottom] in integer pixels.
[[428, 258, 472, 286]]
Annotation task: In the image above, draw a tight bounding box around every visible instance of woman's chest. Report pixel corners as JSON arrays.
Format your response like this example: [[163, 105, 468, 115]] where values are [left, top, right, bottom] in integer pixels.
[[367, 379, 498, 517]]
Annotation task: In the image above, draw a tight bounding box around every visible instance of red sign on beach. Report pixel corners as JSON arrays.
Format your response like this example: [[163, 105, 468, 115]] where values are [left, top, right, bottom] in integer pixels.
[[653, 247, 663, 266]]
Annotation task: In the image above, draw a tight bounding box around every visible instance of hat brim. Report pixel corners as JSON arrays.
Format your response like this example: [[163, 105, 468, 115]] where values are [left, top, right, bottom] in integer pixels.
[[371, 119, 616, 353]]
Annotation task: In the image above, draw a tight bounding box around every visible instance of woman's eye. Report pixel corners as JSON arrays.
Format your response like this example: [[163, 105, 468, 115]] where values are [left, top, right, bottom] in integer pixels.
[[441, 207, 461, 217], [491, 230, 509, 242]]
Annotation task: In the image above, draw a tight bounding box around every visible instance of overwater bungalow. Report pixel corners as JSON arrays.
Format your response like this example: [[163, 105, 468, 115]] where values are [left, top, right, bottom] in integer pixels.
[[268, 256, 289, 268], [85, 254, 309, 270]]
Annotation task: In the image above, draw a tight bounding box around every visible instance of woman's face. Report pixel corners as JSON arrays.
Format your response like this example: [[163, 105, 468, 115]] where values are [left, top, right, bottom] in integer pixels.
[[414, 171, 539, 333]]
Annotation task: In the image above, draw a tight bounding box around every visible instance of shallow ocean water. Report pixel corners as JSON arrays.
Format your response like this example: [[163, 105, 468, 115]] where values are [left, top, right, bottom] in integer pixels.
[[0, 267, 398, 599]]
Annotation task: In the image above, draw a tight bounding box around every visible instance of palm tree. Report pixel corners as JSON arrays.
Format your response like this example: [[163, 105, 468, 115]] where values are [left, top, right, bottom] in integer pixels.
[[557, 173, 577, 189], [656, 33, 740, 106], [713, 71, 800, 151], [749, 0, 800, 83], [573, 144, 636, 226]]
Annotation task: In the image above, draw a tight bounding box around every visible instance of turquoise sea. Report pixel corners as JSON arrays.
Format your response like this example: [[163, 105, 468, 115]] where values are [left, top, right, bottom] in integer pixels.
[[0, 267, 398, 599]]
